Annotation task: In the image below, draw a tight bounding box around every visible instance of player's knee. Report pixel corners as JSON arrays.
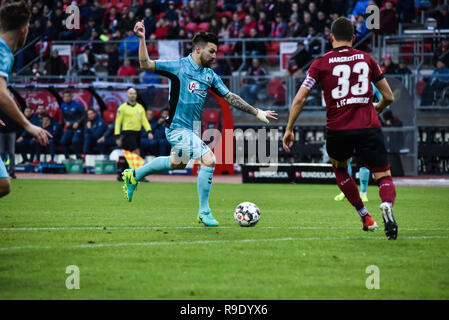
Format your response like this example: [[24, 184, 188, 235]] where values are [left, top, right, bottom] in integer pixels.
[[0, 179, 11, 198], [201, 152, 216, 168]]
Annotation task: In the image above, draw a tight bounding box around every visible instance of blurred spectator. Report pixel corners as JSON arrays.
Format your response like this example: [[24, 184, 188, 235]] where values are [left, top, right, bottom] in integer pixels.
[[140, 110, 157, 156], [78, 63, 96, 83], [256, 11, 270, 37], [83, 109, 106, 155], [242, 15, 257, 37], [85, 0, 104, 27], [143, 8, 157, 38], [0, 110, 20, 178], [307, 1, 318, 21], [229, 12, 242, 38], [434, 37, 449, 67], [380, 1, 398, 35], [153, 17, 171, 39], [43, 19, 58, 41], [421, 60, 449, 105], [167, 20, 181, 39], [165, 1, 179, 22], [81, 17, 97, 41], [396, 61, 412, 75], [43, 50, 68, 80], [300, 12, 315, 37], [351, 0, 370, 17], [434, 5, 449, 30], [154, 108, 170, 156], [234, 3, 247, 21], [315, 11, 327, 34], [120, 10, 138, 34], [246, 28, 266, 56], [286, 13, 301, 38], [286, 41, 312, 76], [354, 15, 370, 41], [218, 16, 231, 39], [305, 26, 322, 55], [396, 0, 416, 23], [103, 6, 121, 34], [97, 120, 121, 156], [16, 107, 35, 164], [277, 0, 291, 19], [60, 91, 85, 160], [240, 58, 268, 105], [271, 12, 287, 38], [32, 113, 61, 163], [209, 18, 220, 36], [381, 55, 399, 74], [117, 59, 138, 77], [118, 30, 139, 56], [105, 31, 121, 75], [77, 46, 95, 71]]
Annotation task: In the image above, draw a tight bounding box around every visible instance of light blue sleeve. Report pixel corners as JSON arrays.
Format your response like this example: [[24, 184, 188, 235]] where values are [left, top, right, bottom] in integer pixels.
[[210, 71, 230, 97], [0, 44, 13, 82], [371, 82, 382, 102], [154, 60, 182, 76]]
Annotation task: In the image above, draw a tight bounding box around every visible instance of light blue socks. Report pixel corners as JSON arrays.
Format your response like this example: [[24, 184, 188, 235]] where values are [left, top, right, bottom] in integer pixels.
[[135, 156, 171, 181], [197, 165, 215, 213], [347, 159, 353, 177], [359, 167, 370, 193]]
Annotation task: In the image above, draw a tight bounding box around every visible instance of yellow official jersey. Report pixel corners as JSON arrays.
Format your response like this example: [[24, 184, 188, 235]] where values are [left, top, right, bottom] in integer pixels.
[[114, 102, 151, 135]]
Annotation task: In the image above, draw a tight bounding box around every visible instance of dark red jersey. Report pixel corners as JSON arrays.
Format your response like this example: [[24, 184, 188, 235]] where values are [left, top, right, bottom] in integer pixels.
[[301, 46, 384, 130]]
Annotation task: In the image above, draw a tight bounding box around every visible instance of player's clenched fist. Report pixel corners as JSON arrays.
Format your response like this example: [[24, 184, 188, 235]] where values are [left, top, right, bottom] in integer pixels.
[[282, 129, 294, 152], [134, 20, 145, 38]]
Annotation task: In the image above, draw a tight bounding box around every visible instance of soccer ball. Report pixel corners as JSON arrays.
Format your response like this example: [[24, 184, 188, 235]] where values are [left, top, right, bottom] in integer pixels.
[[234, 202, 260, 227]]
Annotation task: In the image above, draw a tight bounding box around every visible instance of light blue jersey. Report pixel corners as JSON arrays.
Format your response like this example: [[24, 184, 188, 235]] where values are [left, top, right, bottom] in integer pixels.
[[0, 37, 14, 178], [0, 37, 14, 84], [154, 54, 229, 130]]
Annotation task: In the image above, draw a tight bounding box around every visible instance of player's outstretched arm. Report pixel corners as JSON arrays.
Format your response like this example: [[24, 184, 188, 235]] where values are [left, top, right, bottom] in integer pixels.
[[223, 92, 278, 124], [0, 78, 52, 145], [134, 20, 155, 73], [373, 78, 394, 114], [283, 86, 310, 152]]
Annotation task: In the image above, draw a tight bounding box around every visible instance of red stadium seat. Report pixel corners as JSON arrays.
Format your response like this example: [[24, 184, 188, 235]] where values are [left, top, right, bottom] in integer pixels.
[[152, 109, 160, 119], [185, 22, 197, 32], [105, 100, 118, 111], [197, 22, 210, 32], [103, 110, 116, 124], [202, 109, 221, 132]]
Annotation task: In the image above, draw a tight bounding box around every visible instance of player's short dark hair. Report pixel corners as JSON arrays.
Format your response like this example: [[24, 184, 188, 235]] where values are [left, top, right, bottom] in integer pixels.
[[192, 32, 219, 49], [63, 90, 71, 95], [330, 17, 354, 42], [41, 112, 51, 119], [0, 0, 31, 32]]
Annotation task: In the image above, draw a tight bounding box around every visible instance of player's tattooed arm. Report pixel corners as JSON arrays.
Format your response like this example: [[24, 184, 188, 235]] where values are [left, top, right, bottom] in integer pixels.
[[223, 92, 257, 115]]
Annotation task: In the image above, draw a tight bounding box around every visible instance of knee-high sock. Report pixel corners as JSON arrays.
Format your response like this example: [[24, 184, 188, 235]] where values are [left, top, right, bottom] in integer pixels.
[[197, 165, 214, 213], [377, 176, 396, 206], [333, 166, 366, 214], [359, 167, 370, 193], [135, 156, 171, 181]]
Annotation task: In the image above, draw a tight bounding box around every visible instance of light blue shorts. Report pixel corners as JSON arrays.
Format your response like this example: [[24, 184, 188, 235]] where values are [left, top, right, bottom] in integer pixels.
[[165, 127, 211, 161], [0, 157, 8, 178]]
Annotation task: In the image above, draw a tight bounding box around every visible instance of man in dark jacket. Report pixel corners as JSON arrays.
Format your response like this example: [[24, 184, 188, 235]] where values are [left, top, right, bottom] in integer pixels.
[[83, 108, 106, 155], [60, 91, 85, 159], [31, 113, 61, 163]]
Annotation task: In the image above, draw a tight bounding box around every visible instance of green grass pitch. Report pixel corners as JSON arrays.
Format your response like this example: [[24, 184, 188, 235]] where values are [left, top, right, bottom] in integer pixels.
[[1, 179, 448, 299]]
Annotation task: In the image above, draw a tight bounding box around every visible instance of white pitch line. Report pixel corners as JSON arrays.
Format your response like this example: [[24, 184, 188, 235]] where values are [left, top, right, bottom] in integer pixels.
[[0, 235, 448, 252], [1, 226, 449, 231]]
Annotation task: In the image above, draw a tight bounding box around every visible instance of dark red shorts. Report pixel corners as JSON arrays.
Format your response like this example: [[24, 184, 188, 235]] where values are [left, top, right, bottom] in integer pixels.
[[326, 127, 390, 172]]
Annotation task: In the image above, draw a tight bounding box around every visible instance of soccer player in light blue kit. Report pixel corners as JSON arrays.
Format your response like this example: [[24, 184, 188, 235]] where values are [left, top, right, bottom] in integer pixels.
[[334, 82, 382, 202], [0, 0, 51, 198], [122, 21, 278, 226]]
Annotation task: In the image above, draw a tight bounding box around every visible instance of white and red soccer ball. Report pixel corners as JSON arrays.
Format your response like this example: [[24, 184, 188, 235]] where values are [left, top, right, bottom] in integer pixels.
[[234, 202, 260, 227]]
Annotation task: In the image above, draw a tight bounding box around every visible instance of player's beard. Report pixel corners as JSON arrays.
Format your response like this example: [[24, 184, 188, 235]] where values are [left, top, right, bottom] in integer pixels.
[[200, 54, 214, 68]]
